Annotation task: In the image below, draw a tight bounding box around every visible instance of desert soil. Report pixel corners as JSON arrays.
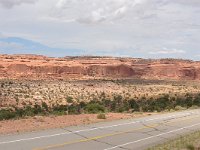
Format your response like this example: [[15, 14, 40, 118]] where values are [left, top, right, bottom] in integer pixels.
[[0, 113, 155, 135]]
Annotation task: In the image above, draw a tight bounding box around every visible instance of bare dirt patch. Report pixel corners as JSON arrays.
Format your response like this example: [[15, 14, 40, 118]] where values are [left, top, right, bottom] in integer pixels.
[[0, 113, 154, 135]]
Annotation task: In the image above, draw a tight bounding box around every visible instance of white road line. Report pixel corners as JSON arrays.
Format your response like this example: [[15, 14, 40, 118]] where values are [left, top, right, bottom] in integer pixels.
[[104, 122, 200, 150], [0, 111, 198, 145]]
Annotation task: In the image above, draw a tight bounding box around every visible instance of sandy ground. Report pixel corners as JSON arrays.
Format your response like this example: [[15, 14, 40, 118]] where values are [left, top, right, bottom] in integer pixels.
[[0, 113, 155, 135]]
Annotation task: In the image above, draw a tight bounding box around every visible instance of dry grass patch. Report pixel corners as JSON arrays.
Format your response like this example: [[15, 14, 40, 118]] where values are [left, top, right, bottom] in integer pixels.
[[147, 131, 200, 150]]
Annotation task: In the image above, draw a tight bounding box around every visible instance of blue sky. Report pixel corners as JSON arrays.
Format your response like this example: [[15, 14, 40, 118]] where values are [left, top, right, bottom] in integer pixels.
[[0, 0, 200, 59]]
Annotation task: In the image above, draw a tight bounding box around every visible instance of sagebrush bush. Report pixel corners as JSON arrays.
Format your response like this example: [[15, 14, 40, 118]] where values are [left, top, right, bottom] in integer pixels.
[[97, 113, 106, 119]]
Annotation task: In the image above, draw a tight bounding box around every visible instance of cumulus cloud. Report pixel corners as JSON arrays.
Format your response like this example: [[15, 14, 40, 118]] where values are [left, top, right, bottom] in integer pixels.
[[51, 0, 148, 24], [0, 0, 199, 59], [0, 0, 37, 9], [51, 0, 200, 24], [49, 0, 200, 25]]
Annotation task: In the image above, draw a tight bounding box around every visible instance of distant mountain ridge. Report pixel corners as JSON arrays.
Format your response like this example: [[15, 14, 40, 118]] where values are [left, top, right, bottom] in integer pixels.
[[0, 54, 200, 80], [0, 37, 83, 57]]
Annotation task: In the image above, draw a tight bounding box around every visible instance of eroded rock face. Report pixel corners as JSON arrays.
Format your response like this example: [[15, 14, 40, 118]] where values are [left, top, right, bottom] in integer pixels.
[[0, 54, 200, 80]]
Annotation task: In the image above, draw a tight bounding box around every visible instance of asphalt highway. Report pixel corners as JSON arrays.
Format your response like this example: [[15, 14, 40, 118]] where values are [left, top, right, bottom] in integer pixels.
[[1, 109, 200, 150]]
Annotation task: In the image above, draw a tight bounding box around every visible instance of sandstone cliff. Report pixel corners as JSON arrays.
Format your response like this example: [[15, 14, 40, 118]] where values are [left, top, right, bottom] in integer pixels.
[[0, 54, 200, 80]]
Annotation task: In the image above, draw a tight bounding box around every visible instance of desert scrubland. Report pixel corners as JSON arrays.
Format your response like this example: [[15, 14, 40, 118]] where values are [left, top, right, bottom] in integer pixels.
[[1, 55, 200, 134]]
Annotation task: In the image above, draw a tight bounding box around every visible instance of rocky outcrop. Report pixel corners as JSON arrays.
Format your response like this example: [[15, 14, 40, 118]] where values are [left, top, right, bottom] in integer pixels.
[[0, 54, 200, 80]]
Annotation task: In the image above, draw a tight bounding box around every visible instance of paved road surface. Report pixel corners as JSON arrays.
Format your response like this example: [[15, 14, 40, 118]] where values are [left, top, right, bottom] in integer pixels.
[[1, 110, 200, 150]]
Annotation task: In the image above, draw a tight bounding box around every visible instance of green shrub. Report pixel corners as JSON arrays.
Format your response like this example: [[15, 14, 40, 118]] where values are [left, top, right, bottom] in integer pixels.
[[42, 102, 48, 111], [189, 105, 199, 109], [23, 106, 35, 117], [66, 96, 73, 103], [186, 144, 195, 150], [102, 99, 112, 109], [85, 103, 105, 114], [2, 92, 200, 121], [15, 108, 24, 118], [33, 104, 43, 114], [52, 105, 67, 112], [79, 101, 86, 108], [193, 95, 200, 106], [175, 105, 187, 111], [97, 113, 106, 119], [68, 105, 80, 114], [52, 110, 66, 116], [0, 109, 16, 120], [129, 99, 139, 111], [110, 101, 117, 112]]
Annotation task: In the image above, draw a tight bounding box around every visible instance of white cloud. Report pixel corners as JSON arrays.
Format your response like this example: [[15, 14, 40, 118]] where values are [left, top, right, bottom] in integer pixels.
[[0, 0, 37, 9], [0, 0, 37, 8], [50, 0, 200, 25], [149, 48, 186, 55], [0, 0, 199, 59], [0, 32, 4, 38], [169, 0, 200, 6], [51, 0, 147, 24]]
